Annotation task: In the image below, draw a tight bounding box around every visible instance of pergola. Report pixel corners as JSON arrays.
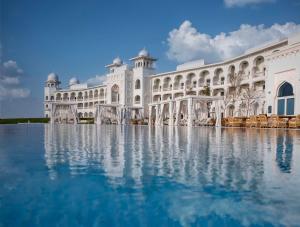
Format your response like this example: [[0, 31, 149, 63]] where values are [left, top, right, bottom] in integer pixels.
[[50, 102, 79, 124], [148, 95, 224, 127], [95, 104, 144, 125]]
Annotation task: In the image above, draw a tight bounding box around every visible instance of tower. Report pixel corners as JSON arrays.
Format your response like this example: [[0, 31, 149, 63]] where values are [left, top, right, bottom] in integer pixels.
[[44, 73, 60, 118], [130, 49, 156, 116]]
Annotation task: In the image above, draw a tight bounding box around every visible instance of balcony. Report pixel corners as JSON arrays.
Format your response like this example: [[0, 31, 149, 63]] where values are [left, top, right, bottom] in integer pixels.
[[152, 88, 161, 92], [163, 87, 172, 91]]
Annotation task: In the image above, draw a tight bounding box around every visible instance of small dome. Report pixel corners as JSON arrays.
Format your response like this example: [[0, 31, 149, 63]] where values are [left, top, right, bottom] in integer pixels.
[[113, 57, 122, 65], [47, 73, 59, 82], [138, 48, 149, 57], [69, 77, 80, 86]]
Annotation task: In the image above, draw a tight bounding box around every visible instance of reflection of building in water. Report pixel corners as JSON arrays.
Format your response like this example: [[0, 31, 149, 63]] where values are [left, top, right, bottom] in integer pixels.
[[44, 125, 298, 189], [275, 130, 295, 173], [44, 124, 126, 182]]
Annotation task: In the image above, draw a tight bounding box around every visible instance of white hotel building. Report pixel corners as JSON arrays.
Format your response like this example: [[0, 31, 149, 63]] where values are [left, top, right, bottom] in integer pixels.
[[44, 33, 300, 126]]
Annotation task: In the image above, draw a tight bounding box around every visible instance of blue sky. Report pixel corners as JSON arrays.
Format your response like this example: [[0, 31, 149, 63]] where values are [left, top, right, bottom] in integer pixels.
[[1, 0, 300, 117]]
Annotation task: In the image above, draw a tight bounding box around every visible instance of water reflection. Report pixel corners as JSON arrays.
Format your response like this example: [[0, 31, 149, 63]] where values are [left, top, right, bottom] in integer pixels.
[[44, 125, 298, 185], [43, 125, 300, 226]]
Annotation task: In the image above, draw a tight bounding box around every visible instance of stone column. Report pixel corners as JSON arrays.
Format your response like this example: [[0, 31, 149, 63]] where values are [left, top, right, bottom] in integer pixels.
[[155, 104, 159, 125], [187, 98, 193, 127], [168, 101, 174, 126], [215, 100, 222, 127], [174, 100, 181, 126], [148, 106, 152, 126]]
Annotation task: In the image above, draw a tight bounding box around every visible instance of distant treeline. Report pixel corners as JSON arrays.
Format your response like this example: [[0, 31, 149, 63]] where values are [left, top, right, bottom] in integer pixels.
[[0, 118, 50, 124]]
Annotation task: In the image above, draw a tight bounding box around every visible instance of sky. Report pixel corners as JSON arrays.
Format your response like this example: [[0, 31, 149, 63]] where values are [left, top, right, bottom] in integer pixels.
[[1, 0, 300, 117]]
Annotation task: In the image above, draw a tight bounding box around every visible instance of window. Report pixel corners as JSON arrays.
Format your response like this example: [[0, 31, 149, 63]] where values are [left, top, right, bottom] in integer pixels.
[[135, 79, 141, 89], [45, 96, 48, 100], [268, 106, 272, 114], [135, 95, 141, 104], [277, 82, 294, 116], [221, 77, 225, 85], [111, 84, 119, 103], [278, 82, 293, 97]]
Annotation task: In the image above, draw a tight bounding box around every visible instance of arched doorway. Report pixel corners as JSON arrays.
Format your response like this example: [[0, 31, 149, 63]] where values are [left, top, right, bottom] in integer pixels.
[[277, 82, 294, 116], [111, 84, 119, 103]]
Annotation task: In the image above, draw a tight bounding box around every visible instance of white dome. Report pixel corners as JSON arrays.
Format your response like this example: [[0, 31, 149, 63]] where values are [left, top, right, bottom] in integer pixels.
[[47, 73, 59, 82], [138, 48, 149, 57], [113, 57, 122, 65], [69, 77, 80, 86]]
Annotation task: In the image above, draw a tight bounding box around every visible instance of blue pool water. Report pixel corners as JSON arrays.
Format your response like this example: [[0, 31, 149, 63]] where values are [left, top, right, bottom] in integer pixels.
[[1, 124, 300, 226]]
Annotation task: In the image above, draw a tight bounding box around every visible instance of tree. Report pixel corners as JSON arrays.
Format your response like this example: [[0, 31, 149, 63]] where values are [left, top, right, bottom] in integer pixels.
[[224, 71, 243, 116]]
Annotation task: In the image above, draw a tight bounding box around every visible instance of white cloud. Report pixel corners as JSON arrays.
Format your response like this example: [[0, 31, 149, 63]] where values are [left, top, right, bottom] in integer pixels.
[[0, 60, 30, 100], [166, 20, 300, 63], [86, 74, 106, 86], [224, 0, 275, 7]]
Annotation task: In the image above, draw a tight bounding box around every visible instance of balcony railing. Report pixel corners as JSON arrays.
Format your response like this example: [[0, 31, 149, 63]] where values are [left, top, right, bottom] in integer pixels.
[[253, 71, 265, 78], [163, 87, 172, 91], [153, 88, 161, 92]]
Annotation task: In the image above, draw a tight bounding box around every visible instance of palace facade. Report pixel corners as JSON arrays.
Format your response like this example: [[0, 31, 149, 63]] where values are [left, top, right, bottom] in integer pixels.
[[44, 33, 300, 125]]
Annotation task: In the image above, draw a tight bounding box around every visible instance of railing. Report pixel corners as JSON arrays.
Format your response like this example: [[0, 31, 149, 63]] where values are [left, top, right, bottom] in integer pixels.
[[153, 88, 161, 92], [163, 87, 172, 91], [253, 71, 264, 78]]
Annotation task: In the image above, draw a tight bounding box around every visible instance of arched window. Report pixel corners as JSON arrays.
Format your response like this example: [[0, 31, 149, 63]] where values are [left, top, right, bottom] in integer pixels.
[[56, 93, 61, 101], [277, 82, 294, 115], [135, 79, 141, 89], [111, 84, 119, 103], [278, 82, 293, 97], [135, 95, 141, 104]]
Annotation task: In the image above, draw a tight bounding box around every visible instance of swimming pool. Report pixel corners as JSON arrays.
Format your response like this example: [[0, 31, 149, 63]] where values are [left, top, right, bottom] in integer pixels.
[[1, 124, 300, 226]]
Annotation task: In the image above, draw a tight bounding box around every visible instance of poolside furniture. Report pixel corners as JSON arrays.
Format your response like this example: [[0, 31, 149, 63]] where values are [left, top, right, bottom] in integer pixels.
[[268, 114, 288, 128], [227, 117, 243, 127], [223, 118, 230, 127], [250, 115, 260, 127], [288, 115, 300, 128], [245, 118, 251, 127], [258, 114, 268, 128], [221, 118, 227, 127], [206, 118, 216, 126]]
